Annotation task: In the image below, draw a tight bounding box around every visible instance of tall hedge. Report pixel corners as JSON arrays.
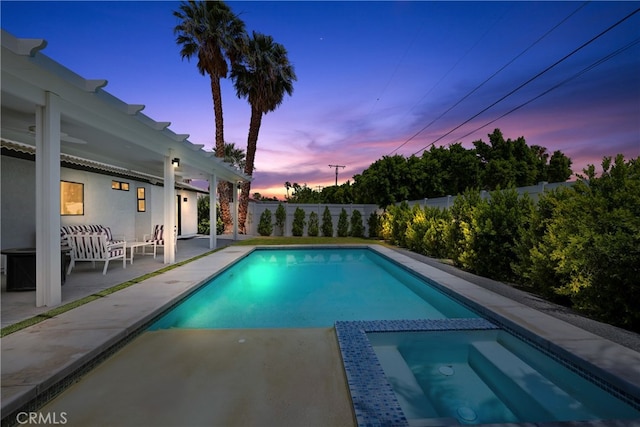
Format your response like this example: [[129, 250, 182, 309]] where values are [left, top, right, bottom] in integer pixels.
[[337, 208, 349, 237], [308, 211, 319, 237], [275, 203, 286, 236], [524, 155, 640, 330], [350, 209, 364, 237], [377, 155, 640, 332], [257, 209, 273, 236], [292, 207, 306, 236], [321, 206, 333, 237]]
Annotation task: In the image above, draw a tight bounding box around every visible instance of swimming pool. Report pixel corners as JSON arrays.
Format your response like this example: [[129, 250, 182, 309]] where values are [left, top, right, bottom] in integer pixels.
[[148, 248, 478, 329]]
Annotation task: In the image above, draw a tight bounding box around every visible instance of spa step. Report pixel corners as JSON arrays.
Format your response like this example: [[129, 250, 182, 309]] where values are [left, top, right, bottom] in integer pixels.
[[408, 417, 460, 427], [468, 341, 592, 422], [374, 346, 438, 419]]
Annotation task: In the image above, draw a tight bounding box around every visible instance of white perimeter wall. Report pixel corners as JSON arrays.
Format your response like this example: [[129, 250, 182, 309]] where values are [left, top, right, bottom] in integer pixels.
[[0, 155, 198, 249]]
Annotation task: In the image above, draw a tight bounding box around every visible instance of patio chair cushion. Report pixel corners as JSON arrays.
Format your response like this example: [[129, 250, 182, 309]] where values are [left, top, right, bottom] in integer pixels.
[[61, 225, 122, 246]]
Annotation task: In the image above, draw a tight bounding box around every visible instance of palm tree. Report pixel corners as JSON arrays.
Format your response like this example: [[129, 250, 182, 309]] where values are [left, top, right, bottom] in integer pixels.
[[173, 0, 246, 231], [224, 142, 246, 170], [219, 142, 246, 214], [232, 31, 297, 232]]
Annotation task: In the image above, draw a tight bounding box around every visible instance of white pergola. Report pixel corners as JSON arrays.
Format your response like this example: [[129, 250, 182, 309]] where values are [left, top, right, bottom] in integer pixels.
[[1, 30, 250, 307]]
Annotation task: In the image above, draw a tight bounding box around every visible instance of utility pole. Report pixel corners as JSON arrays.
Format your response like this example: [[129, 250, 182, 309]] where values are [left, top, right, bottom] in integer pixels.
[[328, 164, 345, 186]]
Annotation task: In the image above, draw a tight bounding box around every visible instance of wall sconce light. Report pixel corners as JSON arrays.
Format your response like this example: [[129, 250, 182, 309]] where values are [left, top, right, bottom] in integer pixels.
[[171, 158, 180, 168]]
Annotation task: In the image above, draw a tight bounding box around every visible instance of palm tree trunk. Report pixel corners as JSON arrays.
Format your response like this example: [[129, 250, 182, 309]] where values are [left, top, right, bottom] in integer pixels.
[[210, 75, 233, 231], [239, 105, 262, 233]]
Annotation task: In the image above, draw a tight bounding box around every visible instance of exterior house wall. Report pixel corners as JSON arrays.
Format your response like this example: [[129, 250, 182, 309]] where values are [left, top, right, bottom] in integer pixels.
[[0, 154, 198, 251], [1, 156, 37, 248], [60, 169, 135, 239], [176, 191, 198, 237]]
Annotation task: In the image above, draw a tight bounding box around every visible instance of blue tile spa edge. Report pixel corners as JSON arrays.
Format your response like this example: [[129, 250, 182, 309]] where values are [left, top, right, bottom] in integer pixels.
[[335, 318, 498, 427]]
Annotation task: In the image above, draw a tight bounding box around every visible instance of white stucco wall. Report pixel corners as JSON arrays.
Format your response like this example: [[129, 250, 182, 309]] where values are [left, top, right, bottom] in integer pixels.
[[176, 190, 198, 237], [0, 154, 199, 251], [59, 169, 136, 239], [1, 156, 36, 248]]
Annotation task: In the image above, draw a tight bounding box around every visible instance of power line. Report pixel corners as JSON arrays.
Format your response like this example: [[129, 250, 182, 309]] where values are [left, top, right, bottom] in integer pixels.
[[367, 19, 424, 117], [388, 1, 589, 155], [448, 36, 640, 146], [410, 6, 640, 156], [405, 3, 514, 119]]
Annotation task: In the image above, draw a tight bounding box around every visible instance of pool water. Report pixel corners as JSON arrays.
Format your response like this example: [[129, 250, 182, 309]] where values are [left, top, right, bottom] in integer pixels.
[[148, 248, 478, 329], [369, 329, 640, 424]]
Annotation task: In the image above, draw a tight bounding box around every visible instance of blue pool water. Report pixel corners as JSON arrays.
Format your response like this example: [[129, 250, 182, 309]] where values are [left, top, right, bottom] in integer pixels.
[[148, 248, 478, 329]]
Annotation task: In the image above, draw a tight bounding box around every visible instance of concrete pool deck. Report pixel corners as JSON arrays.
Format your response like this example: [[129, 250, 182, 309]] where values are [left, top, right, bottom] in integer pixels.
[[2, 244, 640, 426]]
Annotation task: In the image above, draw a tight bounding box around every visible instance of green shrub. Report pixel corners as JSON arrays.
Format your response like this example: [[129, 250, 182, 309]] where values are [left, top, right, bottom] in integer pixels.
[[447, 190, 482, 269], [350, 209, 364, 237], [381, 202, 411, 246], [524, 156, 640, 330], [405, 205, 428, 253], [337, 208, 349, 237], [367, 212, 380, 238], [468, 188, 534, 282], [321, 206, 333, 237], [422, 208, 452, 259], [257, 209, 273, 236], [307, 211, 319, 236], [275, 203, 286, 236], [197, 196, 224, 235], [292, 207, 306, 236]]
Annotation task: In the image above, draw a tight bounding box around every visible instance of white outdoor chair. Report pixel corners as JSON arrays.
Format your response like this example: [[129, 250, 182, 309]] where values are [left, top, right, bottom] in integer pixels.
[[143, 225, 177, 258], [67, 231, 126, 275]]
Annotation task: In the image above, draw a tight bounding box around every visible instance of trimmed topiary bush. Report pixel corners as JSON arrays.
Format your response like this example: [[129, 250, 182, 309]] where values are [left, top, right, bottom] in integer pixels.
[[321, 206, 333, 237], [275, 203, 286, 236], [350, 209, 364, 237], [308, 211, 319, 236], [337, 208, 349, 237], [257, 209, 273, 236], [368, 212, 380, 238], [292, 207, 306, 236]]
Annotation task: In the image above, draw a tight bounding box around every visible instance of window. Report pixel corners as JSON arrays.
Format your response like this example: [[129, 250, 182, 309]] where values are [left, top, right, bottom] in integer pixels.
[[112, 180, 130, 191], [137, 187, 146, 212], [60, 181, 84, 215]]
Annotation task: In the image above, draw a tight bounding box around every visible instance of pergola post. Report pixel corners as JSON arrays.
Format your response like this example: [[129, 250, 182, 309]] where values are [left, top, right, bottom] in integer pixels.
[[233, 181, 239, 241], [209, 173, 217, 250], [163, 150, 176, 264], [35, 91, 62, 307]]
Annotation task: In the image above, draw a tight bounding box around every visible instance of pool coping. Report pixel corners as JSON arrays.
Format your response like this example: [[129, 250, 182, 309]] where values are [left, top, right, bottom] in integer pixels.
[[1, 244, 640, 425]]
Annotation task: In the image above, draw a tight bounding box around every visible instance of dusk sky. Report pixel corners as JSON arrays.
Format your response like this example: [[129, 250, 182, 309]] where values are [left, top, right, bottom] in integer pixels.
[[2, 1, 639, 198]]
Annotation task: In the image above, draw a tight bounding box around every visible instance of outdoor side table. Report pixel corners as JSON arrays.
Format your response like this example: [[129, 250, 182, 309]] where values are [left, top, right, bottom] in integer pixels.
[[126, 241, 153, 264], [1, 247, 71, 291]]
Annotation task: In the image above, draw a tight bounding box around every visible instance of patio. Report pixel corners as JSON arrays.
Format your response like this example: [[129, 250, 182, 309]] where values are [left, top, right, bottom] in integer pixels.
[[1, 235, 241, 329]]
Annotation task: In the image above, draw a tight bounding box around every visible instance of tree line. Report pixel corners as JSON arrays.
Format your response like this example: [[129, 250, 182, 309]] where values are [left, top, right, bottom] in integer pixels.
[[375, 155, 639, 332], [283, 129, 573, 206]]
